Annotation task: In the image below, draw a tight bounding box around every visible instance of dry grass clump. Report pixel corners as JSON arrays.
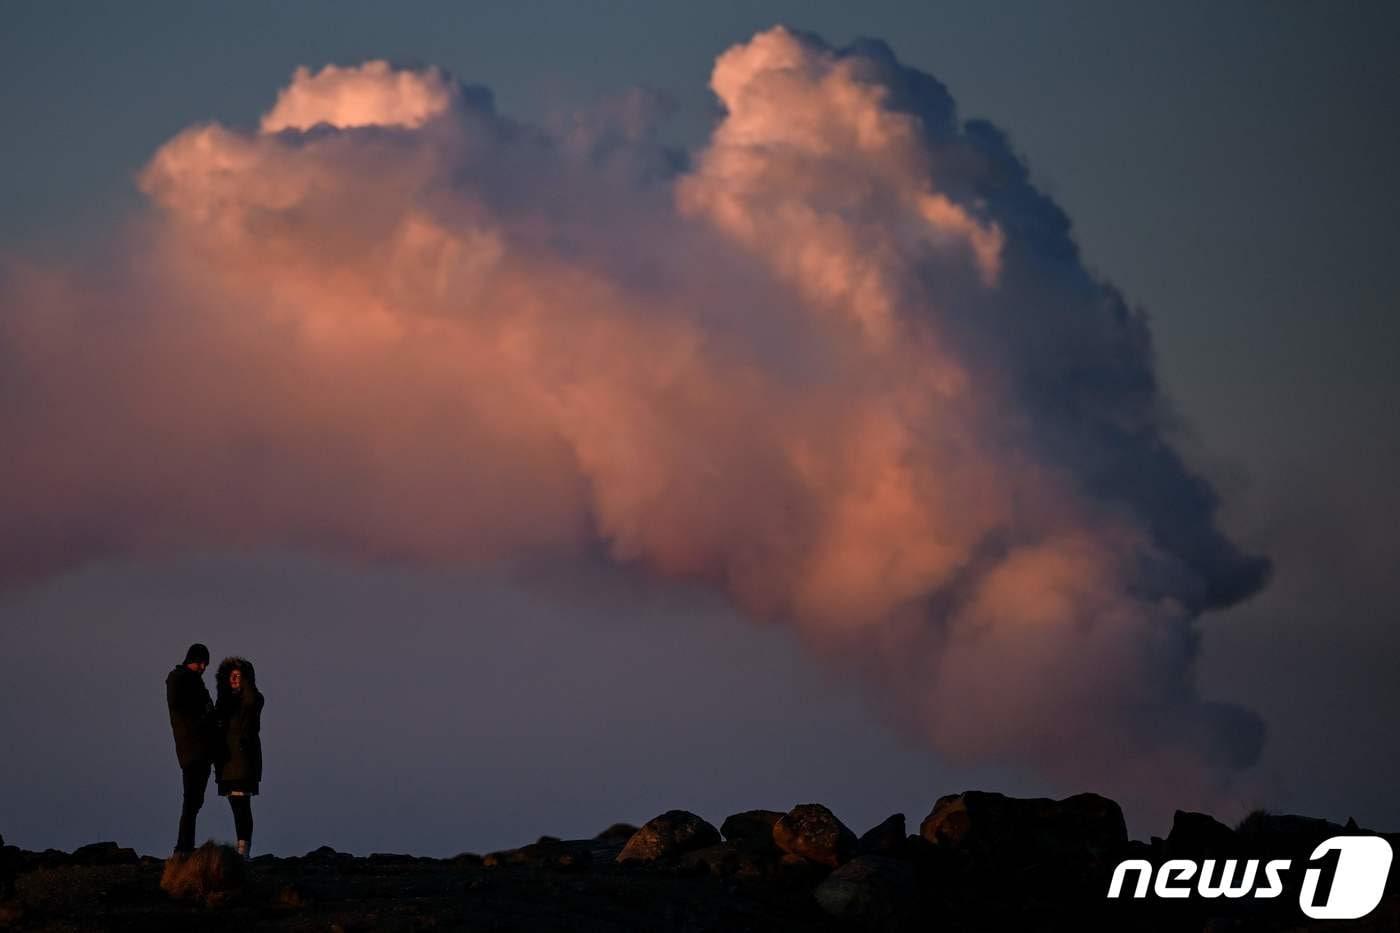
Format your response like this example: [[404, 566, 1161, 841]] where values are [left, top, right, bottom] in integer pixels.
[[160, 842, 245, 906]]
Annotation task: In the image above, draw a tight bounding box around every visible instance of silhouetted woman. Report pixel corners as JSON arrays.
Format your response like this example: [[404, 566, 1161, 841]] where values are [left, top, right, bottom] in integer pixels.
[[214, 657, 264, 858]]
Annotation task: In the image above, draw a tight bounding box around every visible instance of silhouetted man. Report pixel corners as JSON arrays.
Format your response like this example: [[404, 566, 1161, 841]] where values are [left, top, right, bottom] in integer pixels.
[[166, 643, 213, 855]]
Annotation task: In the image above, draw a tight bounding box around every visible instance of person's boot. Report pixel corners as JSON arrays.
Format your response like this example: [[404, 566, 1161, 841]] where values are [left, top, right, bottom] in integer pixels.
[[235, 840, 250, 859]]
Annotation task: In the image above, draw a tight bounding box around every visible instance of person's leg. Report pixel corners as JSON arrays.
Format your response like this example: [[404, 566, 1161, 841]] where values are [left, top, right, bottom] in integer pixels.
[[176, 761, 209, 854], [229, 796, 253, 855]]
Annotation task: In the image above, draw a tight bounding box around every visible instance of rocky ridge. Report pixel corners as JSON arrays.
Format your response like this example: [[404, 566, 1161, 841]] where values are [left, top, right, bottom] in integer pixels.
[[2, 793, 1397, 931]]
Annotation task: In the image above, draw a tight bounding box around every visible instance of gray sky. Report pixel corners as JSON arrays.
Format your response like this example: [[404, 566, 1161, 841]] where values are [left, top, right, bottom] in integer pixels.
[[1, 1, 1396, 855]]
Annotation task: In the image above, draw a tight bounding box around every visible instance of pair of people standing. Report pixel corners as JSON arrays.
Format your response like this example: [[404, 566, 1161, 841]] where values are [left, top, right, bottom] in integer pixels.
[[165, 643, 264, 857]]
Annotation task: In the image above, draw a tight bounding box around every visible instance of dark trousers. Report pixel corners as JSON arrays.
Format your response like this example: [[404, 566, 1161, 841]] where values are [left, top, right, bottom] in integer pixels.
[[229, 795, 253, 843], [176, 760, 210, 853]]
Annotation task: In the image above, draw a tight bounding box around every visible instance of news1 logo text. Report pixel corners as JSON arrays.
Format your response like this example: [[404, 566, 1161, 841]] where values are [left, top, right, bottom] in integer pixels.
[[1107, 835, 1393, 920]]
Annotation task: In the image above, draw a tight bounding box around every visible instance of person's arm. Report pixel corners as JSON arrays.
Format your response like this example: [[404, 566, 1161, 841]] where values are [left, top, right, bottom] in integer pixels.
[[167, 672, 197, 719]]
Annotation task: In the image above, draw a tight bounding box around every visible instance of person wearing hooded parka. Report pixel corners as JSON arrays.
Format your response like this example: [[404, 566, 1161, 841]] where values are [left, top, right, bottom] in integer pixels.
[[213, 656, 264, 857]]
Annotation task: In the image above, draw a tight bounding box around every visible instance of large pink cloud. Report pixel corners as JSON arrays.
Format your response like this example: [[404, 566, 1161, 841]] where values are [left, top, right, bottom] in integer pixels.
[[0, 28, 1269, 818]]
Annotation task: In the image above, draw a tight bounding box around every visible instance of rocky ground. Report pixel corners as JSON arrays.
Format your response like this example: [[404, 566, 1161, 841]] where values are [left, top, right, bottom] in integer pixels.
[[2, 792, 1396, 932]]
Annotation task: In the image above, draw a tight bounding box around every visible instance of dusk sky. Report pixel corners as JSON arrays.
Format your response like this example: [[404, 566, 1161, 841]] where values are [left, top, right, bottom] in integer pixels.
[[2, 2, 1397, 859]]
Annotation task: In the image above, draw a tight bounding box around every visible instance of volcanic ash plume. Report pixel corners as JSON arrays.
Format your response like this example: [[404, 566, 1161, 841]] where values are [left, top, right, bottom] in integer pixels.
[[0, 27, 1269, 814]]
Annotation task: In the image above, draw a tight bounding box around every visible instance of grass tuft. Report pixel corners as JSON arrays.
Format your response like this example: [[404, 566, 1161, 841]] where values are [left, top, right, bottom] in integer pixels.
[[160, 842, 245, 906]]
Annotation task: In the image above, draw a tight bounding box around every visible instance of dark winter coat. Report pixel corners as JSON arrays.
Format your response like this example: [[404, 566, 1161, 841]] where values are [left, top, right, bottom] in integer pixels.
[[213, 658, 264, 796], [165, 664, 214, 768]]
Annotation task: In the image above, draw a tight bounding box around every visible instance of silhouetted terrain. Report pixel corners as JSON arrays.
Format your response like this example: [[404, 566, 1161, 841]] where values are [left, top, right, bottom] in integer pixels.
[[2, 792, 1396, 931]]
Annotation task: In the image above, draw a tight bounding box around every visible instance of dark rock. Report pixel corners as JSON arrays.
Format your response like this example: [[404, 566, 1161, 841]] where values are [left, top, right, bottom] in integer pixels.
[[69, 841, 139, 866], [587, 840, 627, 863], [813, 855, 916, 923], [22, 849, 68, 871], [857, 813, 906, 856], [1234, 810, 1350, 860], [592, 823, 639, 846], [449, 852, 485, 867], [720, 810, 784, 851], [367, 852, 419, 864], [920, 791, 1126, 866], [773, 804, 857, 867], [617, 810, 721, 863], [896, 829, 940, 862], [1235, 810, 1347, 839], [775, 851, 831, 885], [305, 845, 343, 861], [677, 842, 774, 880], [486, 837, 592, 871], [0, 841, 15, 900], [1121, 839, 1154, 861], [1164, 810, 1236, 859]]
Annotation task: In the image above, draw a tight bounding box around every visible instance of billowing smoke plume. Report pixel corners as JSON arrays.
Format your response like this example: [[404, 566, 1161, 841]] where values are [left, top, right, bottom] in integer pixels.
[[0, 27, 1268, 813]]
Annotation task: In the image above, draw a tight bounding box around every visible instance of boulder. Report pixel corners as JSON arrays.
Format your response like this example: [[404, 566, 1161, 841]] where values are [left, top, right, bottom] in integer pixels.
[[305, 840, 352, 862], [814, 855, 916, 923], [1164, 810, 1236, 859], [485, 837, 591, 871], [0, 835, 16, 900], [773, 804, 857, 867], [70, 841, 139, 866], [720, 810, 784, 851], [1236, 810, 1346, 838], [21, 849, 67, 872], [617, 811, 720, 863], [1234, 810, 1350, 861], [857, 813, 907, 856], [588, 823, 637, 862], [776, 851, 831, 885], [897, 833, 943, 866], [677, 842, 772, 880], [920, 791, 1126, 866], [592, 823, 639, 846]]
